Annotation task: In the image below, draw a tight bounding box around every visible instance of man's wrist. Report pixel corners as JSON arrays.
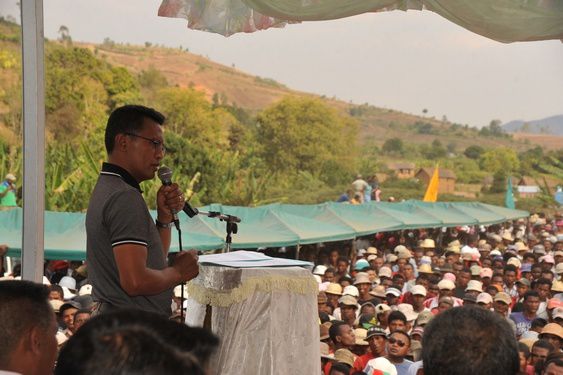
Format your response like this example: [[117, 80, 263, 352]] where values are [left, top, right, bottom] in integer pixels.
[[155, 219, 174, 229]]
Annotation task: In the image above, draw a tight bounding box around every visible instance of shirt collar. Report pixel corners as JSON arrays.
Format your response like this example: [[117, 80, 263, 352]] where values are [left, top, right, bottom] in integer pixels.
[[101, 162, 142, 193]]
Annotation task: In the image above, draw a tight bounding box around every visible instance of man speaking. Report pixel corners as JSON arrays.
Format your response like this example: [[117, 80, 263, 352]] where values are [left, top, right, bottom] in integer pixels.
[[86, 105, 199, 316]]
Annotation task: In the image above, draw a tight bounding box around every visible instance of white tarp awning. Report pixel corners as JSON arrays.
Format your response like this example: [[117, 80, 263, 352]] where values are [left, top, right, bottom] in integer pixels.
[[158, 0, 563, 42]]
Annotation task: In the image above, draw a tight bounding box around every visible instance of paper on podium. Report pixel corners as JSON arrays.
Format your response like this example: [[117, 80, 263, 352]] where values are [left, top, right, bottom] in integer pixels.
[[198, 250, 313, 269]]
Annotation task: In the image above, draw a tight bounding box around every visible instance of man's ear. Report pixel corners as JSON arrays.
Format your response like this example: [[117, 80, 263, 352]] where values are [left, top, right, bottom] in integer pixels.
[[29, 326, 42, 355], [115, 133, 128, 152]]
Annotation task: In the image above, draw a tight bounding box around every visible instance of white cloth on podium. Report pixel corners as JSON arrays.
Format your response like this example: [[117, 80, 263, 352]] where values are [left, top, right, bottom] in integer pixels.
[[185, 251, 319, 375]]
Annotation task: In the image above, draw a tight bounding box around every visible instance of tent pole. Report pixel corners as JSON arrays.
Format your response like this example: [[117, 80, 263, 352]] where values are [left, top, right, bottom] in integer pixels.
[[349, 239, 356, 270], [295, 244, 301, 260], [20, 0, 46, 283]]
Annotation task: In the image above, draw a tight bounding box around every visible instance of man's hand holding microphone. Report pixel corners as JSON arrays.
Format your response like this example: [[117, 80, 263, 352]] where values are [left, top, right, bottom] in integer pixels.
[[157, 166, 199, 283]]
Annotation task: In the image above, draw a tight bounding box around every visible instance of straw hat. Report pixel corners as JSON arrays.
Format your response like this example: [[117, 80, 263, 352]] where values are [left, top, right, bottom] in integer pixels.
[[354, 328, 369, 346], [540, 323, 563, 340], [334, 349, 356, 367], [326, 283, 343, 296], [420, 239, 436, 249], [502, 232, 514, 242], [418, 264, 433, 274], [354, 273, 371, 286], [466, 280, 483, 293], [369, 285, 386, 298], [366, 247, 378, 255]]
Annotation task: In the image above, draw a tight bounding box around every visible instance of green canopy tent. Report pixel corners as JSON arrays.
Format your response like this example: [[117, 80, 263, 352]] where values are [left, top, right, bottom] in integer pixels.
[[1, 201, 529, 261]]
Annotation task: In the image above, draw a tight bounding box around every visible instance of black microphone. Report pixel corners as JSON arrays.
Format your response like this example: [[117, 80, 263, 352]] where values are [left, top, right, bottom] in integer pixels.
[[157, 166, 180, 229]]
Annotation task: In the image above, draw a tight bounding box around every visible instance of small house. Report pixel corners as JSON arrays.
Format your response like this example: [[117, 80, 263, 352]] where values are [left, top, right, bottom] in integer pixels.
[[517, 176, 541, 198], [387, 162, 416, 179], [415, 168, 457, 194]]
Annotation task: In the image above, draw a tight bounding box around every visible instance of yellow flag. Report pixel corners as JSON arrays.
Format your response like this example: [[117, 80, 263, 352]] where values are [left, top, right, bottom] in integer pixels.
[[423, 167, 439, 202]]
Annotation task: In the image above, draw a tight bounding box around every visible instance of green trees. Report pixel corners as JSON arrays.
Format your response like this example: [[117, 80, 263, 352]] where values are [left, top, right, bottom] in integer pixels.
[[479, 148, 520, 175], [255, 96, 358, 185], [382, 138, 404, 156]]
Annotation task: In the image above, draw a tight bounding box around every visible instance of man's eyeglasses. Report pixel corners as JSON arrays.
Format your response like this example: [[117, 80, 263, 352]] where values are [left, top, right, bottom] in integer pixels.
[[388, 337, 406, 347], [124, 132, 166, 154]]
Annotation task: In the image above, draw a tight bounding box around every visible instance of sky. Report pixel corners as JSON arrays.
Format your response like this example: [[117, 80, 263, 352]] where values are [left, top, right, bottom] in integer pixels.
[[2, 0, 563, 128]]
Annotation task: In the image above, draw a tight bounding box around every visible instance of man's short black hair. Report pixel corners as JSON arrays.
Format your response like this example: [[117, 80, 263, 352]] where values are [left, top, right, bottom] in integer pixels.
[[532, 338, 555, 352], [329, 321, 348, 343], [535, 277, 552, 287], [337, 256, 349, 265], [105, 105, 165, 154], [0, 281, 52, 365], [49, 284, 64, 298], [55, 309, 218, 375], [388, 311, 407, 324], [422, 306, 519, 375], [531, 318, 548, 330], [504, 264, 518, 274], [523, 290, 540, 301], [330, 362, 352, 375]]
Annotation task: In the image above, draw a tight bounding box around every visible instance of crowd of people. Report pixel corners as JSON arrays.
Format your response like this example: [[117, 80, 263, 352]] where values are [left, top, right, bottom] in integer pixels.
[[314, 214, 563, 375], [1, 213, 562, 375]]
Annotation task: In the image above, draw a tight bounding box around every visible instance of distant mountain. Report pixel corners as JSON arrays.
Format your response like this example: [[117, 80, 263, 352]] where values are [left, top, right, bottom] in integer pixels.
[[503, 115, 563, 135]]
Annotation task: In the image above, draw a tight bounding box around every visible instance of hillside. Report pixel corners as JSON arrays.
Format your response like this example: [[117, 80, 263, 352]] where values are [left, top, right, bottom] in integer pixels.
[[503, 115, 563, 135], [0, 17, 546, 153], [85, 41, 542, 153]]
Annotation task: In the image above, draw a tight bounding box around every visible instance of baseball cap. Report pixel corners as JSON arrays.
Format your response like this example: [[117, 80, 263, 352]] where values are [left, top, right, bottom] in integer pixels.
[[394, 245, 408, 254], [366, 326, 387, 340], [416, 310, 434, 326], [476, 292, 493, 305], [437, 279, 455, 290], [553, 307, 563, 320], [339, 295, 358, 307], [540, 255, 555, 264], [375, 303, 391, 315], [378, 267, 392, 278], [507, 257, 522, 268], [343, 285, 360, 297], [397, 303, 419, 322], [355, 259, 370, 271], [60, 300, 81, 313], [480, 268, 493, 278], [493, 292, 512, 305], [385, 287, 402, 297], [516, 278, 531, 288], [470, 265, 482, 277], [463, 293, 477, 303], [411, 285, 427, 297], [313, 265, 328, 275]]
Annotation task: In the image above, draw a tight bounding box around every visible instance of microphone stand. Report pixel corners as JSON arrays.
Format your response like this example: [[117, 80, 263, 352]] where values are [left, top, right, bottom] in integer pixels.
[[198, 211, 239, 253]]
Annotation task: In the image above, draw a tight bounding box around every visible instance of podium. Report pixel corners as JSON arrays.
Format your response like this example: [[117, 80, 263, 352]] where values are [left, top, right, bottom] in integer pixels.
[[185, 251, 320, 374]]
